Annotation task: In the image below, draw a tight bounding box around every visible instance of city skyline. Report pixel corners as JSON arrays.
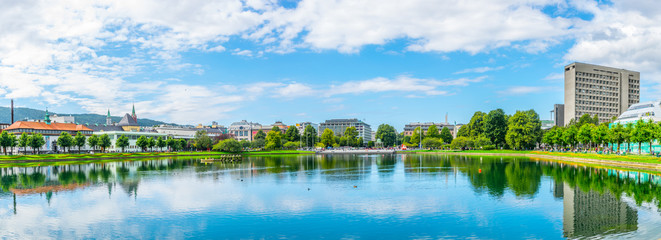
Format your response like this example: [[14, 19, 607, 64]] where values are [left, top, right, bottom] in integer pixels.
[[1, 1, 660, 130]]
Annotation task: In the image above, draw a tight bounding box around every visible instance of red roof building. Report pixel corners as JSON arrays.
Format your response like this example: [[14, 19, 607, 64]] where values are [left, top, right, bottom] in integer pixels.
[[4, 121, 93, 136]]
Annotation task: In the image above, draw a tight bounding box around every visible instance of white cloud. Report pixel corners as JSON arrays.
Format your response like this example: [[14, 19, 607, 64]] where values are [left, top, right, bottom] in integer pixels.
[[564, 0, 661, 84], [543, 73, 564, 81], [255, 0, 574, 53], [498, 86, 550, 95], [454, 66, 504, 74], [327, 76, 485, 97]]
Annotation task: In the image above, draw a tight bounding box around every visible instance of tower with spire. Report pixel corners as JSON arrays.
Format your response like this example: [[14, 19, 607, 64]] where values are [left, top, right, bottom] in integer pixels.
[[106, 109, 112, 125], [131, 104, 137, 122], [44, 109, 51, 125]]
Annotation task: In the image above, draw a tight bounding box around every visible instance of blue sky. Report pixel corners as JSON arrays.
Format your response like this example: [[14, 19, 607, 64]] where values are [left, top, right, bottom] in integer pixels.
[[1, 0, 660, 130]]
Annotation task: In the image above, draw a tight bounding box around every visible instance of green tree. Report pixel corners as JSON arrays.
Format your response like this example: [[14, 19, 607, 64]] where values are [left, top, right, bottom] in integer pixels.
[[467, 111, 487, 138], [156, 136, 166, 151], [474, 136, 493, 149], [344, 126, 359, 147], [265, 128, 282, 150], [116, 134, 130, 152], [440, 127, 453, 144], [591, 124, 609, 152], [135, 136, 148, 151], [320, 128, 335, 147], [57, 132, 74, 153], [456, 125, 469, 137], [302, 125, 318, 148], [147, 137, 156, 151], [339, 136, 347, 146], [642, 119, 659, 154], [422, 138, 442, 149], [99, 134, 111, 152], [483, 109, 508, 148], [212, 139, 242, 153], [450, 136, 473, 150], [375, 124, 397, 147], [8, 134, 17, 154], [18, 132, 29, 155], [562, 125, 578, 150], [410, 126, 425, 147], [577, 113, 594, 127], [609, 123, 627, 153], [592, 114, 600, 125], [194, 130, 213, 151], [240, 140, 251, 149], [254, 130, 266, 141], [28, 133, 46, 154], [624, 123, 634, 153], [630, 119, 647, 154], [87, 135, 99, 152], [0, 131, 12, 155], [505, 110, 541, 150], [179, 139, 188, 151], [74, 132, 86, 153], [285, 127, 300, 142], [542, 127, 557, 150], [251, 138, 266, 149], [357, 137, 364, 147], [283, 141, 298, 150], [166, 138, 176, 151], [426, 125, 440, 139], [577, 124, 594, 151]]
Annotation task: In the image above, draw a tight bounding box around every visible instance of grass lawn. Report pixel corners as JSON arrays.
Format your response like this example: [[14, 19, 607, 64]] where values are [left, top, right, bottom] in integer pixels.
[[405, 149, 661, 165]]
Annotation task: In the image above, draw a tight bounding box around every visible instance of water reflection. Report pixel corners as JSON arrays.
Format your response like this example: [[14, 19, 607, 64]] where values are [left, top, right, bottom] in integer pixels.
[[0, 154, 660, 239]]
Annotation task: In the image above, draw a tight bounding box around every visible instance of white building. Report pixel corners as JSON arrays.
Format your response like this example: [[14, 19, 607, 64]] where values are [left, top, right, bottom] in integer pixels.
[[613, 100, 661, 125], [93, 131, 168, 152], [228, 120, 261, 141]]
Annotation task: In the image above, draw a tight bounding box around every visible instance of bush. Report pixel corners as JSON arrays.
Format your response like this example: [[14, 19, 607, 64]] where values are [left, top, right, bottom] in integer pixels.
[[251, 139, 265, 149], [482, 145, 496, 150], [474, 136, 493, 148], [212, 139, 242, 153], [315, 142, 325, 148], [450, 137, 474, 150], [283, 142, 299, 150], [422, 138, 442, 149]]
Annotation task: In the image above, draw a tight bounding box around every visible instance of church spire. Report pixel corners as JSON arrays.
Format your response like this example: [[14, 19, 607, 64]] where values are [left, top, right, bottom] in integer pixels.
[[106, 109, 112, 125], [131, 104, 137, 122]]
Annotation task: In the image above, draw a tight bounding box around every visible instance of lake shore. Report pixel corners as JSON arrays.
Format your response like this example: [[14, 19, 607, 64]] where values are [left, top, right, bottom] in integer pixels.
[[0, 151, 315, 165], [409, 150, 661, 172]]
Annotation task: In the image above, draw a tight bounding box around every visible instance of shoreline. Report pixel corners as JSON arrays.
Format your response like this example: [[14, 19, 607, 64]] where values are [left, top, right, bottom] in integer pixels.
[[0, 151, 315, 165], [412, 151, 661, 172]]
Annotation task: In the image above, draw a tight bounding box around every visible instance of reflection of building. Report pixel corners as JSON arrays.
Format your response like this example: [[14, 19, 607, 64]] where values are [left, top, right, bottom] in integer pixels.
[[319, 119, 372, 142], [562, 183, 637, 238], [564, 62, 640, 124]]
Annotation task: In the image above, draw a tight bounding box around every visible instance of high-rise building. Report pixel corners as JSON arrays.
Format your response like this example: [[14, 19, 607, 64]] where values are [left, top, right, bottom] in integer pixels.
[[319, 119, 372, 143], [553, 104, 564, 127], [564, 62, 640, 124]]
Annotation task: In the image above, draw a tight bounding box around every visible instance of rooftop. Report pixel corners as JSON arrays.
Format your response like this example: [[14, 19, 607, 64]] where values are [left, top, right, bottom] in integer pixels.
[[5, 121, 92, 132]]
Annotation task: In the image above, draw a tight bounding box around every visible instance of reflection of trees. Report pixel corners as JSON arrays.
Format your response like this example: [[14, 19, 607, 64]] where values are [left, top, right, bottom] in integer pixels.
[[504, 160, 542, 197], [1, 154, 660, 210]]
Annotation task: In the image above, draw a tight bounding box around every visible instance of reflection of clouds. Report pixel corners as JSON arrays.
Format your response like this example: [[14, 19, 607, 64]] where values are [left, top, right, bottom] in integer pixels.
[[2, 157, 661, 239]]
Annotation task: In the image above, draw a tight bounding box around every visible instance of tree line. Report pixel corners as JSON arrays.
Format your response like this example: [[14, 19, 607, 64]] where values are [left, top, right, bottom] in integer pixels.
[[542, 113, 659, 154], [450, 108, 542, 150]]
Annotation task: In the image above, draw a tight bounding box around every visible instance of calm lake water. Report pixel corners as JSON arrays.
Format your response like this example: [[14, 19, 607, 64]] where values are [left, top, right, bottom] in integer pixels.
[[1, 154, 661, 239]]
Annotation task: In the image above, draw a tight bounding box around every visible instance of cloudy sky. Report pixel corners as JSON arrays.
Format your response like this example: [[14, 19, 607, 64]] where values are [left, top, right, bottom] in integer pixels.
[[1, 0, 660, 129]]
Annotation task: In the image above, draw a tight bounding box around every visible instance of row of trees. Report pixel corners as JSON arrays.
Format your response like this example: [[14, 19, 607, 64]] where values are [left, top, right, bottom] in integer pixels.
[[542, 116, 659, 154], [455, 109, 542, 150], [404, 125, 454, 149]]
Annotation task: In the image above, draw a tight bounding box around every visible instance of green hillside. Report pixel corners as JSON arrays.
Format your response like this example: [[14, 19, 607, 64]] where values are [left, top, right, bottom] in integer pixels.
[[0, 107, 168, 126]]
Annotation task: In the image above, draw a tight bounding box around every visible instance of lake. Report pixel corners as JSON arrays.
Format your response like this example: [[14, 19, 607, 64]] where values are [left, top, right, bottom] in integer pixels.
[[1, 154, 661, 239]]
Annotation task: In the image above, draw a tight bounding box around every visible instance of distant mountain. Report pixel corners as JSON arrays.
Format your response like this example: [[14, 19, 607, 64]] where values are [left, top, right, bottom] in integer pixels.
[[0, 107, 169, 127]]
